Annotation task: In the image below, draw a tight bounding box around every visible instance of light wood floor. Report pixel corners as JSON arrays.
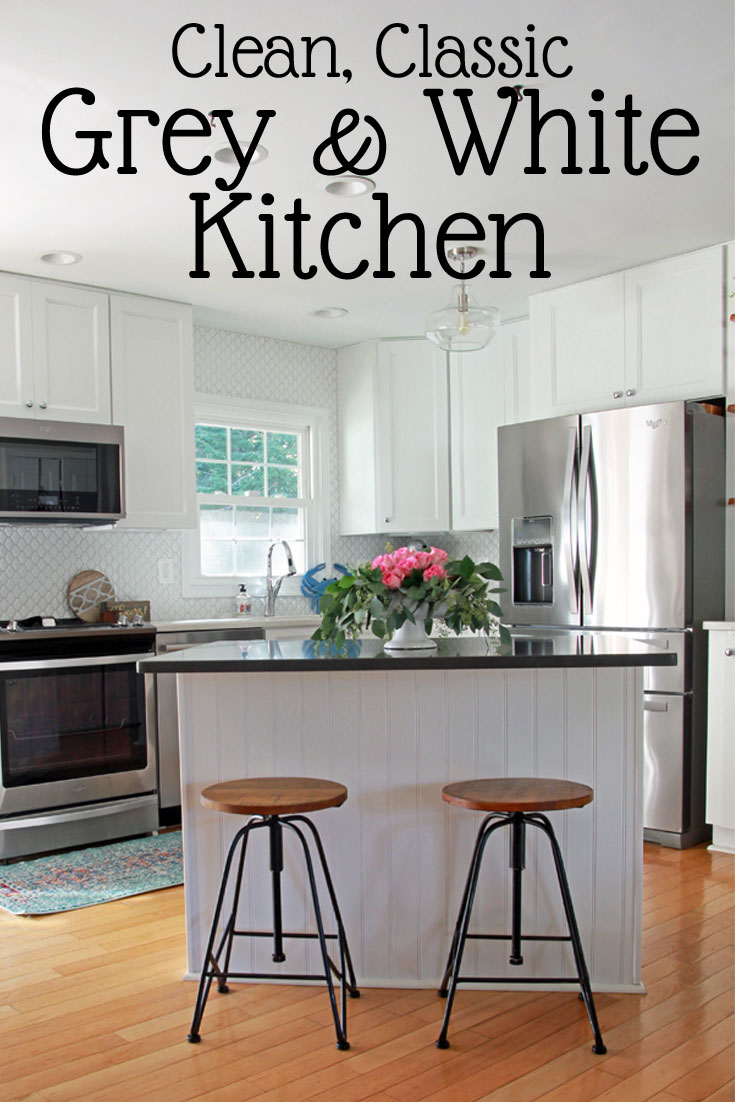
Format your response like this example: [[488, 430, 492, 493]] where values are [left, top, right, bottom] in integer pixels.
[[0, 842, 732, 1102]]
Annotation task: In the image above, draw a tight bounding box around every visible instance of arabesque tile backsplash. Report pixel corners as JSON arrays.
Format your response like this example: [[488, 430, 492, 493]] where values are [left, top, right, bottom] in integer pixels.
[[0, 326, 499, 621]]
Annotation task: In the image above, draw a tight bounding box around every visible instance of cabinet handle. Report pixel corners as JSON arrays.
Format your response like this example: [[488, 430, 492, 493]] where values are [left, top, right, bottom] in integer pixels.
[[725, 649, 734, 657], [39, 402, 47, 410], [626, 389, 636, 397], [612, 391, 623, 399], [25, 400, 33, 408]]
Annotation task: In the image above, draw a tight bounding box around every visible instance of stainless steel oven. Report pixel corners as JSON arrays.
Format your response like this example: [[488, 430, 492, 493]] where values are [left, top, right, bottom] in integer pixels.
[[0, 625, 157, 860]]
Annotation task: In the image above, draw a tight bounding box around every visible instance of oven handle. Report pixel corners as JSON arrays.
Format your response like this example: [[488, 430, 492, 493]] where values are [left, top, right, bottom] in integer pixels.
[[0, 652, 154, 673]]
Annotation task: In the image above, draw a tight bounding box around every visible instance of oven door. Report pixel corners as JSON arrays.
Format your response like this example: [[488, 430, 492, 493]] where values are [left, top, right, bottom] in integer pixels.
[[0, 652, 156, 818]]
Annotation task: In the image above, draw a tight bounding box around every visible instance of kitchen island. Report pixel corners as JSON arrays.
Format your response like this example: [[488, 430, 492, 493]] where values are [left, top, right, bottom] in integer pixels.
[[140, 633, 675, 993]]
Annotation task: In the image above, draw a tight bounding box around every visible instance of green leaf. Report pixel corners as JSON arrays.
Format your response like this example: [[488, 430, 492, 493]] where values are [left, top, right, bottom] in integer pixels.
[[337, 574, 355, 589], [477, 562, 503, 580], [369, 595, 384, 618], [372, 619, 386, 638]]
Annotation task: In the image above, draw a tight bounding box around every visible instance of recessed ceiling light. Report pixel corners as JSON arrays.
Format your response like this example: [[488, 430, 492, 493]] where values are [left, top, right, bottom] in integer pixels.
[[40, 250, 82, 265], [214, 143, 268, 165], [309, 307, 348, 319], [325, 176, 375, 198]]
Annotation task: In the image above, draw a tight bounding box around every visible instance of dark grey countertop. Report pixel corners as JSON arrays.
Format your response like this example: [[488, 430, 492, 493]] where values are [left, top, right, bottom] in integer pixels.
[[138, 630, 678, 673]]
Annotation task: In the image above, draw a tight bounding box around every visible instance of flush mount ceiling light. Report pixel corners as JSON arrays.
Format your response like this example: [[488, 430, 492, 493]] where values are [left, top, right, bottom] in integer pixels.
[[309, 307, 348, 319], [214, 143, 268, 164], [425, 246, 500, 353], [324, 176, 375, 198], [40, 250, 83, 266]]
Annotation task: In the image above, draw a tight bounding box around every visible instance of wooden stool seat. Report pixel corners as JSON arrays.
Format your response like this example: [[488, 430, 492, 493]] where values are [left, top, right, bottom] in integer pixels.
[[442, 777, 593, 814], [201, 777, 348, 816]]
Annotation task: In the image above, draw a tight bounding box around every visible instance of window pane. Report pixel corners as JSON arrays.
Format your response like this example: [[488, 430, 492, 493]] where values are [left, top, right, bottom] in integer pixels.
[[231, 429, 264, 463], [267, 432, 299, 466], [231, 464, 264, 495], [234, 540, 271, 575], [235, 505, 270, 537], [272, 507, 303, 540], [195, 425, 227, 460], [196, 461, 228, 493], [267, 466, 298, 497], [200, 504, 234, 538], [201, 540, 234, 575]]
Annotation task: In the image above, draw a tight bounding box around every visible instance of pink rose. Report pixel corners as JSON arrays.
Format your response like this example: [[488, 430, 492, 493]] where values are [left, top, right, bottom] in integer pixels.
[[429, 547, 449, 565], [382, 569, 403, 589], [424, 564, 446, 581]]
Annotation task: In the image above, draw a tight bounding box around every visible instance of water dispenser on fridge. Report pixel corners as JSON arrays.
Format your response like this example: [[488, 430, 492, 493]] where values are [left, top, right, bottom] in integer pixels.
[[511, 516, 554, 605]]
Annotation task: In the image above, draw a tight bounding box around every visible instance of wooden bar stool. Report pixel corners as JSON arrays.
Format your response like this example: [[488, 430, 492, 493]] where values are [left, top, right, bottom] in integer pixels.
[[187, 777, 359, 1051], [436, 777, 606, 1054]]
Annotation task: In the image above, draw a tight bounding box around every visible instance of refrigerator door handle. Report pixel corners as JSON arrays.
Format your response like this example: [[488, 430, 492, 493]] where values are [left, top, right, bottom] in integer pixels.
[[562, 427, 579, 615], [578, 425, 593, 615]]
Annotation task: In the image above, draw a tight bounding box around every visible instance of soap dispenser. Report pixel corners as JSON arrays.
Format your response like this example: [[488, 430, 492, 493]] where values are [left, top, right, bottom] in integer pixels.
[[235, 583, 252, 616]]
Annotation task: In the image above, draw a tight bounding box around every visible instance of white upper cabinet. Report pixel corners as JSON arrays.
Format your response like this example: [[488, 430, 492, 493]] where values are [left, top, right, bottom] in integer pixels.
[[110, 294, 197, 529], [624, 248, 724, 403], [450, 320, 528, 530], [530, 273, 625, 418], [0, 273, 111, 423], [529, 245, 725, 420], [338, 339, 450, 535]]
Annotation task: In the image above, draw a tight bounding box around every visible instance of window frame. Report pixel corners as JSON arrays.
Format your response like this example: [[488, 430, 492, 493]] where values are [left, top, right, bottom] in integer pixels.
[[181, 395, 330, 598]]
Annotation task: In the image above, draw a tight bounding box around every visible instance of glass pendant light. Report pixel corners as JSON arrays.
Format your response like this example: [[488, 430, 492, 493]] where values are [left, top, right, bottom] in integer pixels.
[[425, 246, 500, 352]]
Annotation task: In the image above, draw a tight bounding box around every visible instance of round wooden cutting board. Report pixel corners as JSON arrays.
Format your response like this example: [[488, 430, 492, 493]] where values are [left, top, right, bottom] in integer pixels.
[[67, 570, 116, 622]]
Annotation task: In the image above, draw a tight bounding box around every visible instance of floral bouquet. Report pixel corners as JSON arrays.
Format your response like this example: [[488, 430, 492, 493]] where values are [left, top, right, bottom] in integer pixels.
[[312, 544, 510, 648]]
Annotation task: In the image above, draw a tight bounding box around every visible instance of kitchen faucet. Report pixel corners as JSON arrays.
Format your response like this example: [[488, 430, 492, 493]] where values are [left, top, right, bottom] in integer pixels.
[[265, 540, 297, 616]]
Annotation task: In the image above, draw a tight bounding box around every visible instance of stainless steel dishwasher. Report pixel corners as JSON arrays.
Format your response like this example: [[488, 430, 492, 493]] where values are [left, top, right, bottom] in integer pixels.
[[152, 626, 265, 823]]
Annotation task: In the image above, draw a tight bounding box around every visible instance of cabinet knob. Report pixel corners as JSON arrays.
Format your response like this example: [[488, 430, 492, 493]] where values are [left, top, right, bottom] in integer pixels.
[[612, 391, 623, 399], [725, 648, 734, 656], [25, 400, 33, 408], [626, 389, 637, 397], [39, 402, 47, 410], [383, 517, 391, 523]]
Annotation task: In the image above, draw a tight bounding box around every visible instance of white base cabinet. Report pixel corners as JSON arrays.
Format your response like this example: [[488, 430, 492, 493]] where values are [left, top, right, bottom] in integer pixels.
[[704, 624, 735, 854], [0, 273, 111, 423], [110, 294, 196, 529], [338, 339, 450, 535], [529, 245, 724, 421]]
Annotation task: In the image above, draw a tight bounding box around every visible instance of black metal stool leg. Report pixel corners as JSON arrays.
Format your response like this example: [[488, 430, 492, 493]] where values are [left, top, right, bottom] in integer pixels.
[[289, 814, 360, 997], [438, 813, 504, 997], [217, 825, 251, 992], [436, 818, 507, 1049], [528, 813, 607, 1054], [509, 814, 526, 966], [187, 821, 251, 1042], [269, 817, 287, 963], [285, 821, 350, 1050]]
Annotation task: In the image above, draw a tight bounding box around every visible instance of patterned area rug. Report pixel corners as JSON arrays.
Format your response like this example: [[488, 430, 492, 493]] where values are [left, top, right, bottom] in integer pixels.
[[0, 832, 183, 915]]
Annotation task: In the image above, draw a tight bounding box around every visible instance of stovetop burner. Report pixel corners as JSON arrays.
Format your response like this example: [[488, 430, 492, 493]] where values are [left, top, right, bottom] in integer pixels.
[[0, 616, 149, 633]]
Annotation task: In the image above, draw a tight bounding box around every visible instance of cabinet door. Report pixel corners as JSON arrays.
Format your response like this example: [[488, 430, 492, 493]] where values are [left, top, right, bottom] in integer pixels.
[[503, 318, 530, 425], [337, 341, 379, 535], [624, 246, 724, 404], [110, 295, 196, 529], [0, 273, 34, 418], [530, 274, 626, 417], [706, 631, 735, 834], [450, 334, 509, 531], [375, 341, 450, 533], [31, 283, 111, 422]]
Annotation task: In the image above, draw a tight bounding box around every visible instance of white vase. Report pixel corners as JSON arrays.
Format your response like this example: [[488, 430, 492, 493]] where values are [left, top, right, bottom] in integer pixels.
[[384, 615, 437, 651]]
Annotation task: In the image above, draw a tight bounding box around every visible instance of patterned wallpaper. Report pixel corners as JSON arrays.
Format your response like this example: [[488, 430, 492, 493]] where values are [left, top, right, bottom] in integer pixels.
[[0, 326, 499, 621]]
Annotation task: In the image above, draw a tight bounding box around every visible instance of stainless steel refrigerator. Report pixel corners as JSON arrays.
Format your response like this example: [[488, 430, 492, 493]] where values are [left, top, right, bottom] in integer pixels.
[[498, 400, 725, 849]]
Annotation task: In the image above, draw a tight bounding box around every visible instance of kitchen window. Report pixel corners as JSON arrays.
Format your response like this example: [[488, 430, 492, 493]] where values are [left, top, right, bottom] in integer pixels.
[[182, 397, 329, 597]]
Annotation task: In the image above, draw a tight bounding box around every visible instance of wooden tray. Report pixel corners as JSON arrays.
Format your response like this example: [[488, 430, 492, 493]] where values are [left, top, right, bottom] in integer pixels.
[[67, 570, 116, 622]]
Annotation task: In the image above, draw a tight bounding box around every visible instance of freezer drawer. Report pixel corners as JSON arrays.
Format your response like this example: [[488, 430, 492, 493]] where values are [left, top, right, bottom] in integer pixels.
[[643, 693, 687, 834]]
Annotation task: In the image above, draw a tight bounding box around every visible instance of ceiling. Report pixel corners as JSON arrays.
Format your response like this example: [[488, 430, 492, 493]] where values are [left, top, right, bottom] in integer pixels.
[[1, 0, 733, 348]]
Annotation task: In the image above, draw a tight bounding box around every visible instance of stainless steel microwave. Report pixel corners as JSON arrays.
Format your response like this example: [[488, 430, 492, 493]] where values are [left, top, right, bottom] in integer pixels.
[[0, 418, 125, 524]]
